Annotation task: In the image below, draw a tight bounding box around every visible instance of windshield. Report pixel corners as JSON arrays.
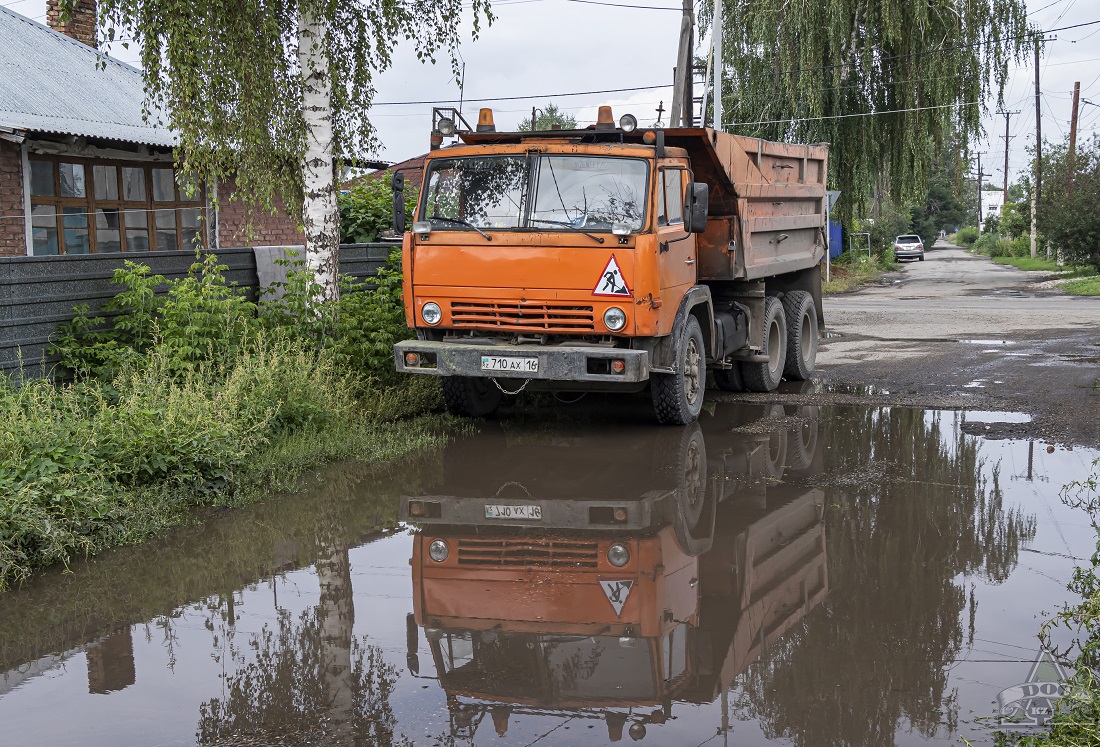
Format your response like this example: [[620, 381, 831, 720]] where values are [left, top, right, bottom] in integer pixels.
[[434, 631, 658, 701], [420, 155, 649, 233]]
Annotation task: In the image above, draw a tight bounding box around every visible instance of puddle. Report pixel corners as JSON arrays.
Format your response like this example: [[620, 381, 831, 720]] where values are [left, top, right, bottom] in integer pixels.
[[959, 339, 1014, 346], [963, 411, 1034, 424], [0, 402, 1096, 746]]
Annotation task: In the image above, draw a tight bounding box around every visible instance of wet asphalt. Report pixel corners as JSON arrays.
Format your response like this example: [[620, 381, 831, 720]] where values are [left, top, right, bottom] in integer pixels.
[[0, 399, 1096, 746]]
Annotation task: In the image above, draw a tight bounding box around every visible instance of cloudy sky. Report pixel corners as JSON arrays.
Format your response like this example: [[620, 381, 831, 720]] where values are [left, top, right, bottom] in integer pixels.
[[5, 0, 1098, 189]]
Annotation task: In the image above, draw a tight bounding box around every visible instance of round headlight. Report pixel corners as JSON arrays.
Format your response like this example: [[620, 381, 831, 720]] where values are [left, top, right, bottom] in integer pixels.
[[428, 539, 449, 562], [604, 307, 627, 332], [607, 543, 630, 567], [421, 302, 442, 326], [437, 117, 456, 137], [619, 113, 638, 132]]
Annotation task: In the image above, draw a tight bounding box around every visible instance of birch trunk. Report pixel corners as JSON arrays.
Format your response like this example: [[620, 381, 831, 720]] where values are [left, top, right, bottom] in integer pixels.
[[298, 2, 340, 302]]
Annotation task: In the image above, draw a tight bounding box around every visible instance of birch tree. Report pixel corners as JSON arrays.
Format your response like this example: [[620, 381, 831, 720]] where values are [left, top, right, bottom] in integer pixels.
[[703, 0, 1031, 223], [87, 0, 491, 301]]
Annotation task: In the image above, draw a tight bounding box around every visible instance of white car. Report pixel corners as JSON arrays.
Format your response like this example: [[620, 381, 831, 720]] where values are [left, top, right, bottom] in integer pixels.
[[894, 234, 925, 261]]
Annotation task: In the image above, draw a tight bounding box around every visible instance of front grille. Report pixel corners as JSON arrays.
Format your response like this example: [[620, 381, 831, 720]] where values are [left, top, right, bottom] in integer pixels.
[[457, 538, 599, 568], [451, 302, 595, 332]]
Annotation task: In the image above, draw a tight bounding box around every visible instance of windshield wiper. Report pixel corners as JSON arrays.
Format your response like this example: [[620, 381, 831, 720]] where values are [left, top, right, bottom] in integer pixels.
[[529, 218, 605, 244], [430, 215, 492, 241]]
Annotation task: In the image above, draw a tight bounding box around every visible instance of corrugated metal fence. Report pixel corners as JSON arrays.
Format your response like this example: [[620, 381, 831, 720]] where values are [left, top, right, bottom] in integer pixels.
[[0, 243, 395, 380]]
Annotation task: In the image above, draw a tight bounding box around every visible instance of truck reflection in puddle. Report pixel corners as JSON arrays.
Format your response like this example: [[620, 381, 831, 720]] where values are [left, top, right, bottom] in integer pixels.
[[402, 406, 828, 742]]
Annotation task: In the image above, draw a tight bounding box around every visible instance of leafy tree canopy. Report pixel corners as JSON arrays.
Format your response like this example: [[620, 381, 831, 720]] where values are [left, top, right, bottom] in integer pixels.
[[1038, 134, 1100, 273], [517, 102, 578, 132], [705, 0, 1032, 225], [85, 0, 492, 223]]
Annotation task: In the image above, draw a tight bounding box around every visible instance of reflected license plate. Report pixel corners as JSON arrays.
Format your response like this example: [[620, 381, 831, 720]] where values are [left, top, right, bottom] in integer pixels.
[[485, 504, 543, 520], [481, 355, 539, 373]]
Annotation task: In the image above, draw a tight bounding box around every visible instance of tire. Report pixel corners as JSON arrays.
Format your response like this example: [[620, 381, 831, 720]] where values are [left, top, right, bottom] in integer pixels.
[[713, 365, 745, 392], [919, 253, 925, 261], [741, 297, 787, 392], [651, 315, 706, 425], [440, 376, 503, 417], [781, 291, 817, 381]]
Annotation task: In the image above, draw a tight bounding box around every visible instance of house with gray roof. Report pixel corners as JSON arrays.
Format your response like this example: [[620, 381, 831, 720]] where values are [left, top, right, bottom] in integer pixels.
[[0, 0, 301, 257]]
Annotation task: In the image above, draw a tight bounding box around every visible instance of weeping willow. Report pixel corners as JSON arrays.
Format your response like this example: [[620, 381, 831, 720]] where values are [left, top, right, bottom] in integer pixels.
[[704, 0, 1031, 223]]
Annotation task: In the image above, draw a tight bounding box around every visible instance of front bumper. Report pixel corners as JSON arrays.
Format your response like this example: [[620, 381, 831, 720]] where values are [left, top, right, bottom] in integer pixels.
[[394, 339, 650, 383], [400, 494, 661, 529]]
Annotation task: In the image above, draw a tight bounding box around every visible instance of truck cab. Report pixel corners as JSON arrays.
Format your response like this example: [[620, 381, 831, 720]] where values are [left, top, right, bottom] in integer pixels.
[[394, 107, 829, 424]]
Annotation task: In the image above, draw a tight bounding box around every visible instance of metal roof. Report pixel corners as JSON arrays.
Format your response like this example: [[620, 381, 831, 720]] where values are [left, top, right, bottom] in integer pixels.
[[0, 6, 176, 148]]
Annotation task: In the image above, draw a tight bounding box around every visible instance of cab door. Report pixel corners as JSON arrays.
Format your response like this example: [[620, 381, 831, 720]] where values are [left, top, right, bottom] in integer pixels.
[[656, 166, 697, 298]]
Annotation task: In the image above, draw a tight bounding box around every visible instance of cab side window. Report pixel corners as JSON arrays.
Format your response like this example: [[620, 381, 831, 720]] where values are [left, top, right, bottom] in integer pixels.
[[658, 169, 684, 226]]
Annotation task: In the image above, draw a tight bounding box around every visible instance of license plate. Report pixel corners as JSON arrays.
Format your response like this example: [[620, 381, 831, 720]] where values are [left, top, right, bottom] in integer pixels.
[[481, 355, 539, 373], [485, 504, 543, 520]]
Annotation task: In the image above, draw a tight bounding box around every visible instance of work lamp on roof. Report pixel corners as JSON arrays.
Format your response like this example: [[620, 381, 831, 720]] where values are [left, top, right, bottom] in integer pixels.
[[619, 113, 638, 132], [437, 117, 456, 137]]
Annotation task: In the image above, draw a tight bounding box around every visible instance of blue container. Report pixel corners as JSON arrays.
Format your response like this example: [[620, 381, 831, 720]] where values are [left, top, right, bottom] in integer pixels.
[[829, 222, 843, 259]]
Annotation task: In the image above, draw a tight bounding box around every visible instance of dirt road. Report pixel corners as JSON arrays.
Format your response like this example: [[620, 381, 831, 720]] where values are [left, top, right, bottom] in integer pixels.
[[729, 244, 1100, 446]]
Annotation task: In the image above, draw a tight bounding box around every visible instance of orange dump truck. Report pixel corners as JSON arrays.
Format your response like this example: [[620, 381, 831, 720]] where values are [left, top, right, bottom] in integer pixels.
[[393, 107, 829, 424]]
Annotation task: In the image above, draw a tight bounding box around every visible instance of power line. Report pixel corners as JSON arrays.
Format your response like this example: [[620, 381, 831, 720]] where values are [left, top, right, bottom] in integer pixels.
[[372, 18, 1100, 107], [724, 100, 980, 128], [562, 0, 679, 9]]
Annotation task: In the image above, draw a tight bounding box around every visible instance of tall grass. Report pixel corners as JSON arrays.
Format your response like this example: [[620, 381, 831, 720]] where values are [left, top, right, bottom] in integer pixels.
[[0, 252, 447, 590]]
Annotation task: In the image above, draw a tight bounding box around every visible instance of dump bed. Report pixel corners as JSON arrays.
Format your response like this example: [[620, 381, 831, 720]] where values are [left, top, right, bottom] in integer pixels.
[[660, 128, 828, 281]]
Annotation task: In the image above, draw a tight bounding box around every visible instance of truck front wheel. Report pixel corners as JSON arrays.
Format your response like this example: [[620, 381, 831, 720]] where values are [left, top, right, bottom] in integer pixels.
[[781, 290, 817, 381], [440, 376, 503, 418], [742, 297, 787, 392], [651, 315, 706, 425]]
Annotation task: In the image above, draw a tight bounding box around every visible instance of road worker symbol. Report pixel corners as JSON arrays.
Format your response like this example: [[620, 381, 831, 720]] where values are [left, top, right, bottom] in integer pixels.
[[593, 255, 632, 297], [599, 579, 634, 616]]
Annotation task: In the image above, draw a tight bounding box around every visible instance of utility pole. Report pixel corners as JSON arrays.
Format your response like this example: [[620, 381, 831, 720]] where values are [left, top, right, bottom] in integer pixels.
[[670, 0, 694, 127], [1069, 81, 1081, 183], [972, 153, 988, 230], [1031, 34, 1041, 259], [998, 110, 1019, 204], [713, 0, 723, 131]]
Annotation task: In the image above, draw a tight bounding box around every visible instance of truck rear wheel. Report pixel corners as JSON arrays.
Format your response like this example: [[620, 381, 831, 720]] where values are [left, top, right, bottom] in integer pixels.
[[781, 290, 817, 381], [440, 376, 502, 418], [651, 315, 706, 425], [742, 297, 787, 392]]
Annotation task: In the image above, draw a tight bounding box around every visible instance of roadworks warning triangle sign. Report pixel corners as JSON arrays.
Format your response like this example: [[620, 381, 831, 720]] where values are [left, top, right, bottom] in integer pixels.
[[593, 255, 632, 297], [599, 579, 634, 617]]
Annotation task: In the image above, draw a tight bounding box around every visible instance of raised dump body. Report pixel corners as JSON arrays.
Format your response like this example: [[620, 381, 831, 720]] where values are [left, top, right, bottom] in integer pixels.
[[394, 107, 830, 424]]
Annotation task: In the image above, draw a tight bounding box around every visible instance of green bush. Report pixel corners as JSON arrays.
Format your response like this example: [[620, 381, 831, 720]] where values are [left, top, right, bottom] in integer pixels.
[[953, 226, 979, 246], [338, 171, 418, 244], [0, 249, 433, 590]]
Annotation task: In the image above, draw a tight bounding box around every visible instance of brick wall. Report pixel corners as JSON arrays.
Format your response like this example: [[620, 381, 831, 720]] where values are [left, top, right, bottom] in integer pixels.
[[0, 141, 26, 257], [46, 0, 97, 48], [216, 178, 304, 247]]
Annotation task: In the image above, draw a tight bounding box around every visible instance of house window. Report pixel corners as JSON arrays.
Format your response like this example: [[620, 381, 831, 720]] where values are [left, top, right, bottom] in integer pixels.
[[28, 156, 205, 255]]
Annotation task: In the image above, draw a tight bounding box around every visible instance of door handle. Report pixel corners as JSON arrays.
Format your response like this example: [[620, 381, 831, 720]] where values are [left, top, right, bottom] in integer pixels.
[[685, 258, 696, 265]]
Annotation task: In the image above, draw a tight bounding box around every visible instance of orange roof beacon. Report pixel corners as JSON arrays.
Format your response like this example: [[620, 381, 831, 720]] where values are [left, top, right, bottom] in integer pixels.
[[392, 107, 830, 424]]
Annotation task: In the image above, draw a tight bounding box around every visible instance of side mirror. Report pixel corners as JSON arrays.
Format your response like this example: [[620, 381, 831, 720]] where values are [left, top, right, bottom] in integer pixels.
[[392, 171, 406, 234], [685, 182, 709, 234]]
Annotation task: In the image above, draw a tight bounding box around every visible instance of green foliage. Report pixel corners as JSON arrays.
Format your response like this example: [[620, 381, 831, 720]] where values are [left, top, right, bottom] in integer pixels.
[[954, 226, 979, 246], [972, 232, 1014, 257], [1, 250, 434, 590], [1063, 276, 1100, 296], [1038, 134, 1100, 274], [909, 145, 975, 240], [855, 200, 911, 256], [87, 0, 492, 225], [339, 171, 419, 243], [1001, 197, 1030, 238], [705, 0, 1031, 226], [517, 102, 578, 132]]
